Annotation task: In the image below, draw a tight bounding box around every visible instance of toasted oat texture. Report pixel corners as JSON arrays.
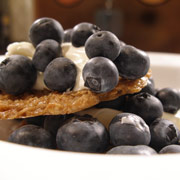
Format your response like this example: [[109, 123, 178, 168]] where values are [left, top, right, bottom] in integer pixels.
[[0, 71, 151, 120]]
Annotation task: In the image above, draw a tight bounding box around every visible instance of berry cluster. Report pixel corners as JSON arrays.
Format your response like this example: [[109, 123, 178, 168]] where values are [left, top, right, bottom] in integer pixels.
[[0, 17, 150, 95]]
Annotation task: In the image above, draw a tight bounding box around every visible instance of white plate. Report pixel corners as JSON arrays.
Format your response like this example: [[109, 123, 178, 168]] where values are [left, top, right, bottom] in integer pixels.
[[0, 52, 180, 180]]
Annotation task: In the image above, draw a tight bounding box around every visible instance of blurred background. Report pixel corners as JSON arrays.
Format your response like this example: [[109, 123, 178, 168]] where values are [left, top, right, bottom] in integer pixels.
[[0, 0, 180, 54]]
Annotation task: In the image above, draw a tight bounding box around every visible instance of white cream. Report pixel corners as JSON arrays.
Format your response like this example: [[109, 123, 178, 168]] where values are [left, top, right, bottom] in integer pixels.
[[5, 42, 89, 91]]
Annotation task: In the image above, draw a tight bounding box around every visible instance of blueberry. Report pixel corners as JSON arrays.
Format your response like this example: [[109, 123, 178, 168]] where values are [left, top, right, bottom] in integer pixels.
[[44, 57, 77, 92], [114, 45, 150, 80], [156, 88, 180, 114], [29, 17, 64, 47], [0, 55, 37, 95], [126, 92, 163, 125], [56, 116, 109, 153], [107, 145, 157, 155], [8, 124, 55, 149], [82, 57, 119, 93], [85, 31, 121, 61], [63, 29, 73, 42], [159, 144, 180, 154], [150, 118, 180, 151], [32, 39, 61, 72], [71, 22, 101, 47], [139, 79, 156, 96], [109, 113, 151, 146]]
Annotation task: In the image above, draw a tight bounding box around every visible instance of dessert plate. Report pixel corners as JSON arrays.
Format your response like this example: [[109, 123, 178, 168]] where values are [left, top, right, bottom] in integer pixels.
[[0, 52, 180, 180]]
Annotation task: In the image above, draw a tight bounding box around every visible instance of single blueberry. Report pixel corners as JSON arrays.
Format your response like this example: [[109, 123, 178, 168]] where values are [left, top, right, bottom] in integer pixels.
[[114, 45, 150, 80], [150, 118, 180, 151], [71, 22, 101, 47], [85, 31, 121, 61], [109, 113, 151, 146], [29, 17, 64, 47], [0, 55, 37, 95], [156, 88, 180, 114], [126, 92, 163, 125], [63, 29, 73, 42], [44, 57, 77, 92], [82, 57, 119, 93], [8, 124, 55, 149], [106, 145, 157, 155], [56, 116, 109, 153], [32, 39, 61, 72], [159, 144, 180, 154]]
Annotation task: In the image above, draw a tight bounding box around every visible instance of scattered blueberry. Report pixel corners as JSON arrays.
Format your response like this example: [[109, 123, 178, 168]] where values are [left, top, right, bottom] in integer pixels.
[[0, 55, 37, 95], [107, 145, 157, 155], [56, 116, 109, 153], [159, 144, 180, 154], [109, 113, 151, 146], [71, 22, 101, 47], [44, 57, 77, 92], [8, 124, 55, 149], [156, 88, 180, 114], [63, 29, 73, 42], [82, 57, 119, 93], [126, 92, 163, 125], [29, 17, 64, 47], [150, 118, 180, 151], [85, 31, 121, 61], [32, 39, 61, 72], [114, 45, 150, 80]]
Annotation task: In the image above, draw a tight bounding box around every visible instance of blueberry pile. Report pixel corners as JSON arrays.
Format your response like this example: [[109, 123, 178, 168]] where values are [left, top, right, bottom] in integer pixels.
[[0, 17, 150, 95], [8, 83, 180, 155]]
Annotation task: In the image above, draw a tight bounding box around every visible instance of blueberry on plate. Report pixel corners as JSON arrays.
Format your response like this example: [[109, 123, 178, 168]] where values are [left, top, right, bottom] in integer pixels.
[[156, 88, 180, 114], [56, 115, 109, 153], [85, 31, 121, 61], [159, 144, 180, 154], [150, 118, 180, 151], [44, 57, 77, 92], [71, 22, 101, 47], [114, 45, 150, 80], [32, 39, 61, 72], [29, 17, 64, 47], [63, 29, 73, 42], [109, 113, 151, 146], [0, 55, 37, 95], [106, 145, 157, 155], [8, 124, 55, 149], [126, 92, 163, 125], [82, 57, 119, 93]]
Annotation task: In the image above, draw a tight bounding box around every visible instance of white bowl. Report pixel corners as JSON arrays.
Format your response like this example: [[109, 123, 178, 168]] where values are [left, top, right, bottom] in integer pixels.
[[0, 52, 180, 180]]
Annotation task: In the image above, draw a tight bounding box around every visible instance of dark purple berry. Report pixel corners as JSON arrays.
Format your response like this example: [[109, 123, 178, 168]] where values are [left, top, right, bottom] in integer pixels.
[[85, 31, 121, 61], [156, 88, 180, 114], [114, 45, 150, 80], [29, 17, 64, 47], [0, 55, 37, 95], [44, 57, 77, 92], [71, 22, 101, 47], [159, 144, 180, 154], [32, 39, 61, 72], [82, 57, 119, 93], [109, 113, 151, 146], [63, 28, 73, 42]]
